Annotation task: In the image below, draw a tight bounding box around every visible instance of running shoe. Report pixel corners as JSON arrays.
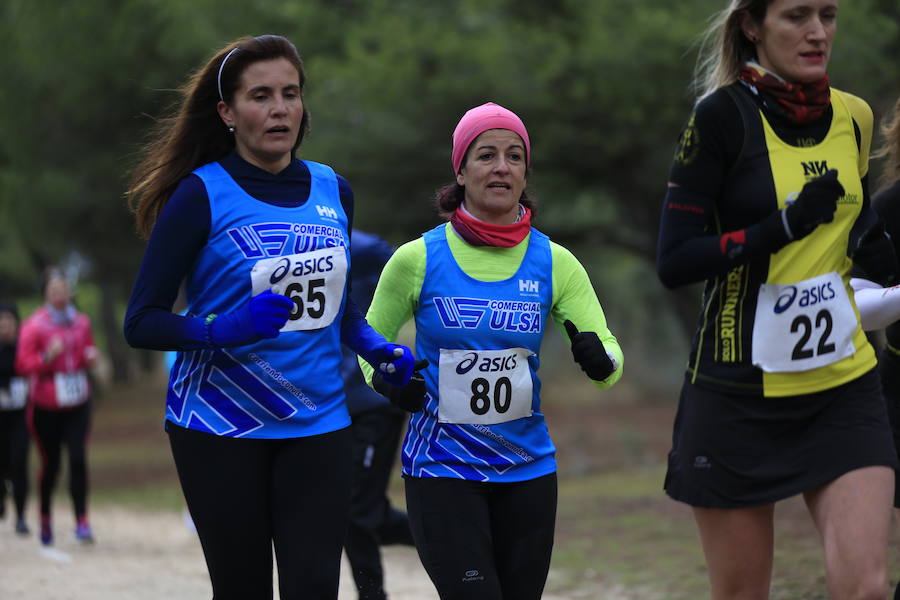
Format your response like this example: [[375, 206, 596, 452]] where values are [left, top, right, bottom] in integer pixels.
[[75, 521, 94, 544], [40, 521, 53, 546], [15, 518, 29, 536]]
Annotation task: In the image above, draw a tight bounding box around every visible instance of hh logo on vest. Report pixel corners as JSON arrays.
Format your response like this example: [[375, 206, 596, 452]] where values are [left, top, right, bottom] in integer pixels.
[[315, 205, 338, 220], [519, 279, 539, 294]]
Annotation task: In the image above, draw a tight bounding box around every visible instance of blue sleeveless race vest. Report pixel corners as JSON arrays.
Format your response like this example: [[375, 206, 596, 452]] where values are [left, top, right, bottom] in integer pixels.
[[403, 224, 557, 482], [167, 160, 351, 439]]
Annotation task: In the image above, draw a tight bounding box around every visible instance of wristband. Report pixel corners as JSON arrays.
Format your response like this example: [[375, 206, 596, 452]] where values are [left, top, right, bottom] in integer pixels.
[[204, 313, 218, 347], [780, 210, 794, 241]]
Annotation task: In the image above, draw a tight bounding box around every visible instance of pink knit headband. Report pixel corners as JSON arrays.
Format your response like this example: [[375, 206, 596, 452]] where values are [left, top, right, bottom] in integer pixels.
[[451, 102, 531, 175]]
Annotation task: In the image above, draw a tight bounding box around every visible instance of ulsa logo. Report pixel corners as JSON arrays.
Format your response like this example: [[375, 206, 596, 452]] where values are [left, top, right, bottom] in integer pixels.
[[315, 205, 338, 219], [519, 279, 539, 294], [801, 160, 829, 177]]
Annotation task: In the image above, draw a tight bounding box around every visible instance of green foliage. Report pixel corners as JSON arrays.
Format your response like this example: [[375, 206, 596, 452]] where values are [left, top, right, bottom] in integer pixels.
[[1, 0, 898, 380]]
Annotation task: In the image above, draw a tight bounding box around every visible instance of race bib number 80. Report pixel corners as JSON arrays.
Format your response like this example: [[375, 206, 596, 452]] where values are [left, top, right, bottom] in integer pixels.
[[752, 272, 857, 373], [438, 347, 534, 425], [251, 246, 348, 332]]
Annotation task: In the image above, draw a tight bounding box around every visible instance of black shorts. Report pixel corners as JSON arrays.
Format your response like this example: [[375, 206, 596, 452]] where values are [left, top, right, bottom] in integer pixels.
[[878, 350, 900, 508], [665, 368, 898, 508]]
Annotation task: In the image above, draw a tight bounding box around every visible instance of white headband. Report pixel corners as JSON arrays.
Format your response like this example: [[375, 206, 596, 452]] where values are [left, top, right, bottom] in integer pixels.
[[217, 47, 240, 102]]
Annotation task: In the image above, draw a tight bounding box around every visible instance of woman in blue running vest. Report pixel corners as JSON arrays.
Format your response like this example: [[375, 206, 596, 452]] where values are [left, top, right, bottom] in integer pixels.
[[123, 35, 416, 600], [361, 102, 624, 600], [657, 1, 898, 597]]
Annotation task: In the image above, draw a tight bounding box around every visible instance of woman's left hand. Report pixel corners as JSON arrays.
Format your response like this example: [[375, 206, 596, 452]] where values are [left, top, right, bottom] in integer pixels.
[[564, 320, 617, 382]]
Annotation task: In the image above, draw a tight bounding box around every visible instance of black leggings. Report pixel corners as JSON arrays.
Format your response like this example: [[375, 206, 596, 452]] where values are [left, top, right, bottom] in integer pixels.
[[167, 422, 354, 600], [0, 408, 29, 520], [345, 406, 412, 600], [405, 472, 557, 600], [30, 403, 90, 520]]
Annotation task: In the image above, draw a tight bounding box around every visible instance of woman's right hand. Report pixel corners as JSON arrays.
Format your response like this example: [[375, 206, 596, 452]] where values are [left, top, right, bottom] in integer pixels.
[[373, 359, 429, 412], [44, 337, 64, 363], [208, 290, 293, 347]]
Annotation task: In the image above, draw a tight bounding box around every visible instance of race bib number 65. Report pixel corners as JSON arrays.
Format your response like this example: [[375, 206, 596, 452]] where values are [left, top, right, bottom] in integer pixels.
[[752, 272, 857, 372], [251, 246, 348, 332]]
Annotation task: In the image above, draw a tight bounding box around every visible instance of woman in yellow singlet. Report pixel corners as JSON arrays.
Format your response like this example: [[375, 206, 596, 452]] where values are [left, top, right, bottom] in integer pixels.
[[657, 1, 899, 597]]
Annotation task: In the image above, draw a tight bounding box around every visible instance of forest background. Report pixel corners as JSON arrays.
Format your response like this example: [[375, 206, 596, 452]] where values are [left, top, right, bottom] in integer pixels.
[[2, 0, 899, 384], [2, 1, 900, 597]]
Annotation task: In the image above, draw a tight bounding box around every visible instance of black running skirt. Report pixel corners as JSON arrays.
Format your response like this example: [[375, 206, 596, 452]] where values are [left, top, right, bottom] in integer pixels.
[[665, 368, 897, 508]]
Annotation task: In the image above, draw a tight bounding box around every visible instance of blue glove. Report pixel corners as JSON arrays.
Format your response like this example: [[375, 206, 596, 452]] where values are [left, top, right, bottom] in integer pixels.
[[208, 290, 293, 347], [363, 343, 415, 386]]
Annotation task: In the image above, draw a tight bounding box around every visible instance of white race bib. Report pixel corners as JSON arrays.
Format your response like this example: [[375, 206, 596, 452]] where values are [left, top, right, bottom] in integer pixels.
[[752, 272, 857, 372], [251, 246, 348, 332], [54, 371, 89, 407], [438, 347, 534, 425], [0, 377, 27, 410]]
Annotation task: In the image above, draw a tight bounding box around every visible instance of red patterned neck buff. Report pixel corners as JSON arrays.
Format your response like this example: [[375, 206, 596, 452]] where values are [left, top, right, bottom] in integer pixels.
[[449, 204, 532, 247], [738, 62, 830, 125]]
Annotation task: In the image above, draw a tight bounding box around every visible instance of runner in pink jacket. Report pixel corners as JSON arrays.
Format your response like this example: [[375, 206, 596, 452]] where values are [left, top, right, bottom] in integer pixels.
[[15, 269, 98, 545], [17, 304, 97, 410]]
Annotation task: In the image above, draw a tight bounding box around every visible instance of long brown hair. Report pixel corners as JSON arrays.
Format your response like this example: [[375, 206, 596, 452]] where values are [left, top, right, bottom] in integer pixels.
[[127, 35, 310, 238], [873, 97, 900, 189], [693, 0, 772, 100]]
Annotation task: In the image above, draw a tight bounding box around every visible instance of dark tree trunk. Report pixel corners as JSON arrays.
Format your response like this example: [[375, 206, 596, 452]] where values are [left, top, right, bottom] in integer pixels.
[[98, 279, 130, 383]]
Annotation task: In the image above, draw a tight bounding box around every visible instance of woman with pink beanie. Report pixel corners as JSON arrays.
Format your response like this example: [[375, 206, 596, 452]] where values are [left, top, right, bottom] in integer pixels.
[[360, 102, 624, 599]]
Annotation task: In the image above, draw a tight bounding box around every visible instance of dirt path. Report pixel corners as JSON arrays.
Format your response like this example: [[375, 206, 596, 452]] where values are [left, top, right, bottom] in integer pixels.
[[0, 504, 634, 599]]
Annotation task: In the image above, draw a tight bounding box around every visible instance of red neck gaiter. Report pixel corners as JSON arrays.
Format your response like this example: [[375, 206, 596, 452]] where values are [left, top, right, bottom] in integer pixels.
[[449, 205, 532, 247], [739, 62, 830, 125]]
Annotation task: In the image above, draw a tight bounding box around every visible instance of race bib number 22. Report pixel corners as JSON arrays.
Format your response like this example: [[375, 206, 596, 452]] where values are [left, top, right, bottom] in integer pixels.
[[752, 272, 857, 373]]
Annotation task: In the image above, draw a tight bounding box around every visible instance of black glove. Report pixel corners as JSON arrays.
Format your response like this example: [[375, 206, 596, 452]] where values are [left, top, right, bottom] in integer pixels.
[[784, 169, 844, 240], [564, 320, 615, 382], [853, 221, 899, 286], [373, 359, 429, 413]]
